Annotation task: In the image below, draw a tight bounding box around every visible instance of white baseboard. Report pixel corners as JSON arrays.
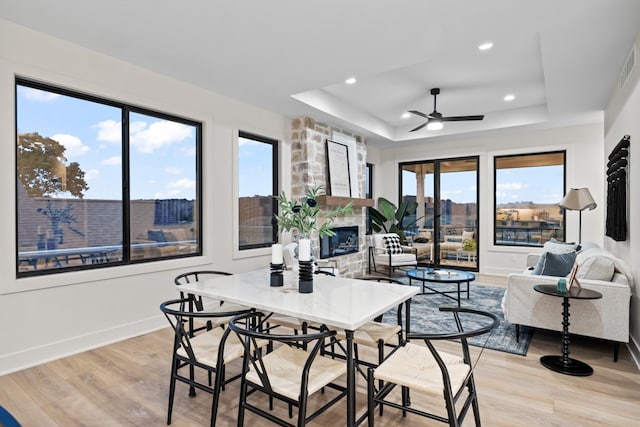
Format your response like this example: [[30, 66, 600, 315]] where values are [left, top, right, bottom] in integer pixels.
[[0, 315, 166, 375], [627, 334, 640, 370]]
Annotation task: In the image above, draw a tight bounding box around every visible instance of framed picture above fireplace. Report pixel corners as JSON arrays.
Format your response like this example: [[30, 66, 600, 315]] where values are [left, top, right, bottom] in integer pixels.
[[326, 139, 351, 197]]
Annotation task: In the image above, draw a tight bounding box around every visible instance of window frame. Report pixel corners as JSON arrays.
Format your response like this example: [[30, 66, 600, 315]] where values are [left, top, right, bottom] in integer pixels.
[[15, 77, 203, 278], [493, 150, 566, 248], [237, 131, 279, 251]]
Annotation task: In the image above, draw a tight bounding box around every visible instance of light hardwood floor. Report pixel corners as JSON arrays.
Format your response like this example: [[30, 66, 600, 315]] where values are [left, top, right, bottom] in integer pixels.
[[1, 274, 639, 426]]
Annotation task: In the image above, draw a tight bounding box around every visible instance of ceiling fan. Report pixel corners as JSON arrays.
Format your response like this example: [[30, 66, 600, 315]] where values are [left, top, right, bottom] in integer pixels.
[[409, 88, 484, 132]]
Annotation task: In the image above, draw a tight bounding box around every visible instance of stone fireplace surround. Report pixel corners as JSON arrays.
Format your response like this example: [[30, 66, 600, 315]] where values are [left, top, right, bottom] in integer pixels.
[[289, 117, 369, 278]]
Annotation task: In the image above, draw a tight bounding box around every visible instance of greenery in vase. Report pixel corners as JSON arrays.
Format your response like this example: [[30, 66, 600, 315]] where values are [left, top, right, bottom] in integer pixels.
[[274, 185, 353, 237]]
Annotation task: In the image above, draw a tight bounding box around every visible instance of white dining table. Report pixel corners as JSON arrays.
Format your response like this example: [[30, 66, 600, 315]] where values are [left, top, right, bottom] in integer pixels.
[[175, 269, 419, 427]]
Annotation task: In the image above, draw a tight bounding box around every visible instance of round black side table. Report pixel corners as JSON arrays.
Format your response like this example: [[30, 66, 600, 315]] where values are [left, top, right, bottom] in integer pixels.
[[533, 284, 603, 376]]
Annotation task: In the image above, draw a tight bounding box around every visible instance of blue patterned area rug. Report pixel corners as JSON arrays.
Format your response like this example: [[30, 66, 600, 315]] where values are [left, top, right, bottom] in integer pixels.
[[382, 281, 534, 356]]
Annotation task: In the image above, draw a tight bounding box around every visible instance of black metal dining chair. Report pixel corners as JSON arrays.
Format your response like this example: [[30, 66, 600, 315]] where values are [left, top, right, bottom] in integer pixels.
[[229, 311, 348, 427], [174, 270, 249, 333], [366, 306, 499, 427], [331, 277, 405, 372], [160, 298, 261, 427]]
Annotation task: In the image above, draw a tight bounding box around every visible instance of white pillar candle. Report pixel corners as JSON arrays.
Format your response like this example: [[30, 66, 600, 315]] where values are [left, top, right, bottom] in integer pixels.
[[271, 243, 283, 264], [298, 238, 311, 261]]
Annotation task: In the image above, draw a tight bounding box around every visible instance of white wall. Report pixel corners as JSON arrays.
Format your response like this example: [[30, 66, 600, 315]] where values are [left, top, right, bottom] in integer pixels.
[[0, 20, 289, 374], [369, 123, 605, 276], [604, 32, 640, 361]]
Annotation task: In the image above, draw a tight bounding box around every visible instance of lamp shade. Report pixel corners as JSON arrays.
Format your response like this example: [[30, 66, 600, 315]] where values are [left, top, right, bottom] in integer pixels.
[[559, 188, 597, 211]]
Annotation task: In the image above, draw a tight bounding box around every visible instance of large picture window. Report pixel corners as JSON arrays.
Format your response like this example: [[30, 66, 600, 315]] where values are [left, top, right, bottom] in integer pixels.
[[238, 132, 278, 250], [16, 79, 202, 276], [494, 151, 565, 247]]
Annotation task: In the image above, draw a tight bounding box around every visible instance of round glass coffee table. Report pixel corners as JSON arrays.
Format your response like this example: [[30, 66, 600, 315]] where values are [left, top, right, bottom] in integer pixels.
[[534, 284, 603, 376], [406, 268, 475, 306]]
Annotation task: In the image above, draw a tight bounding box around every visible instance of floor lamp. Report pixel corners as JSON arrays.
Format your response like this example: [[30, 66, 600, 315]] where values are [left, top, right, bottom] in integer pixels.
[[559, 188, 597, 244]]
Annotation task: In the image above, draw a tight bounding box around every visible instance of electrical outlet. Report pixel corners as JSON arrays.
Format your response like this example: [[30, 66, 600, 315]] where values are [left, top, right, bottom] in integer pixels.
[[511, 254, 517, 262]]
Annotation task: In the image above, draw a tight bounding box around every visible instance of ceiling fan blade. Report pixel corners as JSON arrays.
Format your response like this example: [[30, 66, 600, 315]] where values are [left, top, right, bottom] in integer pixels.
[[409, 122, 428, 132], [441, 114, 485, 122], [408, 110, 430, 119]]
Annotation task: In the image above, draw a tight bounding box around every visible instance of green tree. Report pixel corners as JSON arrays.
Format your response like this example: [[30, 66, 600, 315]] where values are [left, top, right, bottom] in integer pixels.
[[17, 132, 89, 198]]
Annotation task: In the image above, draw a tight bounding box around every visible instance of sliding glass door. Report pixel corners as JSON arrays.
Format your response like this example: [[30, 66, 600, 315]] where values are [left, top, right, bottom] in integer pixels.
[[400, 156, 479, 270]]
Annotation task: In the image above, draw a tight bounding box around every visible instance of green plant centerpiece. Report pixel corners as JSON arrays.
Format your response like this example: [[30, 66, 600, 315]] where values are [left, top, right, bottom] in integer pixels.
[[367, 197, 423, 243], [274, 185, 353, 238]]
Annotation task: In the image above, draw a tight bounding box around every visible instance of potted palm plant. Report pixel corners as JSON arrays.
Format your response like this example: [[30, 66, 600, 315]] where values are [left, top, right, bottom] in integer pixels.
[[367, 197, 423, 243]]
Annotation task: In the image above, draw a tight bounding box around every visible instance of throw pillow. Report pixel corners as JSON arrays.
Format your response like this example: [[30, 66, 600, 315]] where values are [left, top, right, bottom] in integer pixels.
[[416, 229, 432, 241], [543, 238, 580, 254], [532, 251, 576, 276], [577, 256, 615, 281], [462, 230, 474, 240], [383, 235, 403, 255]]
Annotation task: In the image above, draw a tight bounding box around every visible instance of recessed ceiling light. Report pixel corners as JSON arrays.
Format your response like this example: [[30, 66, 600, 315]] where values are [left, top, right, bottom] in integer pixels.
[[478, 42, 494, 51], [402, 112, 411, 119], [504, 94, 515, 101], [345, 77, 357, 85]]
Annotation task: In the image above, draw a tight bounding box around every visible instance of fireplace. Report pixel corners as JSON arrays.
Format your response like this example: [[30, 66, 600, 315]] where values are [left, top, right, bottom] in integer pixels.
[[319, 226, 359, 259]]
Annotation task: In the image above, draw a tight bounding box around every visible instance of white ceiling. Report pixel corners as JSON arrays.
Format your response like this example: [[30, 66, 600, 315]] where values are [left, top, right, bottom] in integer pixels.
[[2, 0, 639, 148]]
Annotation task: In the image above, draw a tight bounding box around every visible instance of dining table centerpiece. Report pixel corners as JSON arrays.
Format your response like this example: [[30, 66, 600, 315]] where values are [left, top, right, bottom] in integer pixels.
[[274, 185, 353, 292]]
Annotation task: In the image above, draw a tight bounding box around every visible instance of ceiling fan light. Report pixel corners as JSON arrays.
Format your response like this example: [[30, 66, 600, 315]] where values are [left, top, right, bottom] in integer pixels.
[[427, 120, 443, 131]]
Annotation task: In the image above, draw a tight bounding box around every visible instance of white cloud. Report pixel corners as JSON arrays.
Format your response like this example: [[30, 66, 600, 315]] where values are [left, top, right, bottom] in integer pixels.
[[181, 146, 196, 157], [85, 169, 100, 181], [20, 87, 60, 102], [102, 156, 122, 166], [496, 182, 524, 191], [130, 121, 146, 134], [131, 120, 192, 153], [167, 178, 196, 191], [51, 133, 89, 158], [164, 166, 182, 175], [151, 178, 195, 199], [93, 119, 192, 153], [93, 120, 122, 143]]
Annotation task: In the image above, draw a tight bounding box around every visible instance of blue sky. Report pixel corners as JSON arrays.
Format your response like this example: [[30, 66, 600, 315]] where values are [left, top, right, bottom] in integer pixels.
[[238, 137, 274, 197], [403, 165, 563, 205], [17, 85, 197, 201]]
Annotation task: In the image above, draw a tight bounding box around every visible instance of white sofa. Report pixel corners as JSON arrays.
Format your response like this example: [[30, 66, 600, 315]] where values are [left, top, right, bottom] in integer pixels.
[[502, 242, 633, 360]]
